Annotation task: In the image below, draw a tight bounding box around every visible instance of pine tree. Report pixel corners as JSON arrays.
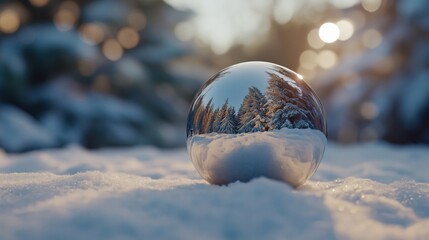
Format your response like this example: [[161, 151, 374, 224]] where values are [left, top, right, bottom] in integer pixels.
[[212, 108, 221, 132], [0, 0, 198, 151], [271, 102, 312, 129], [219, 106, 238, 134], [266, 73, 314, 130], [229, 107, 239, 132], [220, 99, 229, 119], [217, 99, 229, 132], [237, 87, 269, 133], [190, 96, 205, 134], [202, 98, 214, 133], [212, 99, 230, 133]]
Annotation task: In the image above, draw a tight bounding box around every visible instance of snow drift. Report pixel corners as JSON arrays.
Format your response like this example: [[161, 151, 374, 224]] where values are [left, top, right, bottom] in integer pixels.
[[187, 128, 327, 186], [0, 144, 429, 239]]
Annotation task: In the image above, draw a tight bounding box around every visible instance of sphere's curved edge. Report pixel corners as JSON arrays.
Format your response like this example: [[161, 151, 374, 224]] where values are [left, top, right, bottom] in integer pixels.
[[226, 61, 302, 77], [186, 61, 327, 187], [187, 128, 327, 187]]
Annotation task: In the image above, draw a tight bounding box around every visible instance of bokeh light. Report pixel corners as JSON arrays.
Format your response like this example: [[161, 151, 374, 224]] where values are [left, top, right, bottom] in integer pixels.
[[102, 39, 124, 61], [54, 1, 80, 32], [128, 10, 146, 30], [60, 1, 80, 15], [117, 27, 140, 49], [362, 29, 382, 48], [29, 0, 49, 7], [307, 28, 325, 49], [360, 101, 379, 120], [361, 0, 382, 12], [273, 0, 295, 24], [319, 22, 340, 43], [79, 23, 105, 45], [336, 19, 354, 41], [54, 10, 75, 31], [0, 9, 20, 34], [317, 50, 337, 69], [299, 50, 318, 70]]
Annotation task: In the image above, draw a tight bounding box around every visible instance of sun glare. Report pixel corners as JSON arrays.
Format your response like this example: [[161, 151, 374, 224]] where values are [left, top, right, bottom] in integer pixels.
[[319, 22, 340, 43]]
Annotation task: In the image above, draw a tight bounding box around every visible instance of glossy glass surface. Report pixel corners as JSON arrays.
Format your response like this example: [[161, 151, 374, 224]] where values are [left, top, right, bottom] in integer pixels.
[[187, 62, 327, 187]]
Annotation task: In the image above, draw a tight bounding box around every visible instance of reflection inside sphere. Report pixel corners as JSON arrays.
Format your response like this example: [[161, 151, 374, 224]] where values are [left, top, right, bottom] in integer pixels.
[[187, 61, 327, 187]]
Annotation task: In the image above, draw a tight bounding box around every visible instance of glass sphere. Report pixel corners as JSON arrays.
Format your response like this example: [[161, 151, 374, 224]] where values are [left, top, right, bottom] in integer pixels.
[[186, 62, 327, 187]]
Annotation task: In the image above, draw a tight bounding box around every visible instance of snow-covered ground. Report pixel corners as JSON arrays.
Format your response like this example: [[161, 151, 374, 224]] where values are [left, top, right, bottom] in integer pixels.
[[0, 143, 429, 239]]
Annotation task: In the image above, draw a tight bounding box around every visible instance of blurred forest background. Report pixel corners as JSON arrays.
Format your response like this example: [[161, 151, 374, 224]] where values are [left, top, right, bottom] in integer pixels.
[[0, 0, 428, 152]]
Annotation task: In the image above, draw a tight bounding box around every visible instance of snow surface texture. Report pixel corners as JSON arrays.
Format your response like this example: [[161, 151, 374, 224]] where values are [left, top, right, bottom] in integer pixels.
[[0, 143, 429, 239], [187, 128, 327, 186]]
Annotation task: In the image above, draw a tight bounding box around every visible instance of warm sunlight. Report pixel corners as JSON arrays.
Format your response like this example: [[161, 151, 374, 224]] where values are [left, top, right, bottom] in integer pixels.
[[318, 22, 340, 43], [2, 0, 429, 239]]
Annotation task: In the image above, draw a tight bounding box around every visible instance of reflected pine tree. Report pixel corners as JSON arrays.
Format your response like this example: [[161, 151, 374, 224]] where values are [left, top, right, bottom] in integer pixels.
[[215, 99, 229, 132], [212, 108, 221, 132], [189, 68, 324, 136], [202, 98, 214, 133], [266, 72, 315, 130], [190, 96, 204, 135], [237, 87, 269, 133], [219, 105, 238, 134], [273, 67, 325, 131]]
